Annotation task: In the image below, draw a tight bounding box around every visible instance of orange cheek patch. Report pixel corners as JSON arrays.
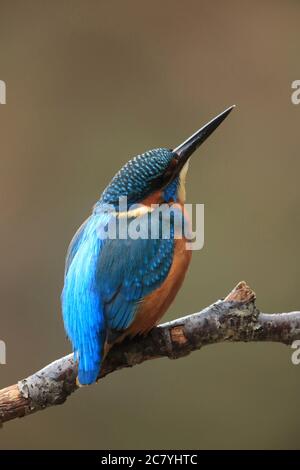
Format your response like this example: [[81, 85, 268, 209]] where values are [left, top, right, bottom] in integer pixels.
[[141, 190, 164, 207]]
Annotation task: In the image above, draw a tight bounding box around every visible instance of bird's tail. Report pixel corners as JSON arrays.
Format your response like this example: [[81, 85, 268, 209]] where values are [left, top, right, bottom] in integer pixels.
[[77, 347, 103, 385]]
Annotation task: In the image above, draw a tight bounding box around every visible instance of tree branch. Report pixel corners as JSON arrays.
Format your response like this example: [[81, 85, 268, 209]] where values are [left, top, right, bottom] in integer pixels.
[[1, 281, 300, 425]]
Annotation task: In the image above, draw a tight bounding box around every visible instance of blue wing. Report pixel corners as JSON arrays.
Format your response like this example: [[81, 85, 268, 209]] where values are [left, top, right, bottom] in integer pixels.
[[62, 207, 177, 384], [98, 229, 174, 333]]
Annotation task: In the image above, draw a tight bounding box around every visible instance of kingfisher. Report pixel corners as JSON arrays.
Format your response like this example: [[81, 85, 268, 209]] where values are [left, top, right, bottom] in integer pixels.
[[61, 105, 234, 385]]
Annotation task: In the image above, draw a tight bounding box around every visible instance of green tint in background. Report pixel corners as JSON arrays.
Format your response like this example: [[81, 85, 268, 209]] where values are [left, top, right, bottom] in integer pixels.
[[0, 0, 300, 449]]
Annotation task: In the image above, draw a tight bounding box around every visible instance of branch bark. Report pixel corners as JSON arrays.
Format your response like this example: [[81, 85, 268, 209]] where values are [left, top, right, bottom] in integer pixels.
[[1, 281, 300, 425]]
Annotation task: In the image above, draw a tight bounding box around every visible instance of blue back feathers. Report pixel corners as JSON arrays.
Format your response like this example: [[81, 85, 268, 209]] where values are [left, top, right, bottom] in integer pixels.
[[62, 214, 108, 384]]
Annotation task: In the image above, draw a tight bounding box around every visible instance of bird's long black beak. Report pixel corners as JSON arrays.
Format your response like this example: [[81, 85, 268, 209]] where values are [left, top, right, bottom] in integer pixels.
[[173, 105, 235, 164]]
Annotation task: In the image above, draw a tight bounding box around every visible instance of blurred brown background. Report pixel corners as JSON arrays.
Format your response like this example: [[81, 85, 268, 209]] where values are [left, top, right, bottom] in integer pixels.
[[0, 0, 300, 450]]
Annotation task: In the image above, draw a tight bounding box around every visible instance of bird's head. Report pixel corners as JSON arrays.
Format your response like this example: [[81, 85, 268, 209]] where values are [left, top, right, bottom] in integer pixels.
[[100, 106, 235, 210]]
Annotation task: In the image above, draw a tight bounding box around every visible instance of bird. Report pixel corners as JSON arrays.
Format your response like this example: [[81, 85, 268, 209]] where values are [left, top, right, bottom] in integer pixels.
[[61, 105, 235, 385]]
